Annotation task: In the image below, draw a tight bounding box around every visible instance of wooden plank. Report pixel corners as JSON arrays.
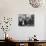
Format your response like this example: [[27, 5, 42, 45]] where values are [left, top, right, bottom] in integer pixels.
[[24, 43, 28, 46]]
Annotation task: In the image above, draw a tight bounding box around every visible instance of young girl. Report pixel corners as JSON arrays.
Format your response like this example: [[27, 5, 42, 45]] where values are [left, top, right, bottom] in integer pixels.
[[32, 35, 38, 41]]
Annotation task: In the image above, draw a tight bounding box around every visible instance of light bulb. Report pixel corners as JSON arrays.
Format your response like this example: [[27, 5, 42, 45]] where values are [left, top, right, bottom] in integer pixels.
[[6, 34, 8, 38]]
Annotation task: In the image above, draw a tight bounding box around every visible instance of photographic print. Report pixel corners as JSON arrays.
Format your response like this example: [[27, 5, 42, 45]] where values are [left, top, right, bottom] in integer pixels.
[[18, 14, 34, 26], [29, 0, 43, 8]]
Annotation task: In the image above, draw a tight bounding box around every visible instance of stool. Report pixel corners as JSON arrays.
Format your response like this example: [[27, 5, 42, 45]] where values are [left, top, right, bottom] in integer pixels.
[[38, 44, 43, 46]]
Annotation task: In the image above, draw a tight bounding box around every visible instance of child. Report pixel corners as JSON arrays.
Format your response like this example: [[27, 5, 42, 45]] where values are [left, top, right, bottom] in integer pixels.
[[32, 35, 38, 41]]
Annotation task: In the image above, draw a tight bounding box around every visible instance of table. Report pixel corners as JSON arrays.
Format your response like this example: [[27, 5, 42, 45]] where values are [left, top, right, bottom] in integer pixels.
[[5, 39, 46, 46]]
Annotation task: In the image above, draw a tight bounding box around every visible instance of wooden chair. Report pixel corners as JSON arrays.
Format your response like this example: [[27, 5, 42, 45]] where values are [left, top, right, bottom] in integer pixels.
[[38, 43, 43, 46]]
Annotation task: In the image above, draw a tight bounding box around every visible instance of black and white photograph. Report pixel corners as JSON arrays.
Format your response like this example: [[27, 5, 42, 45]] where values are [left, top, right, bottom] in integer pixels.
[[18, 14, 34, 26]]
